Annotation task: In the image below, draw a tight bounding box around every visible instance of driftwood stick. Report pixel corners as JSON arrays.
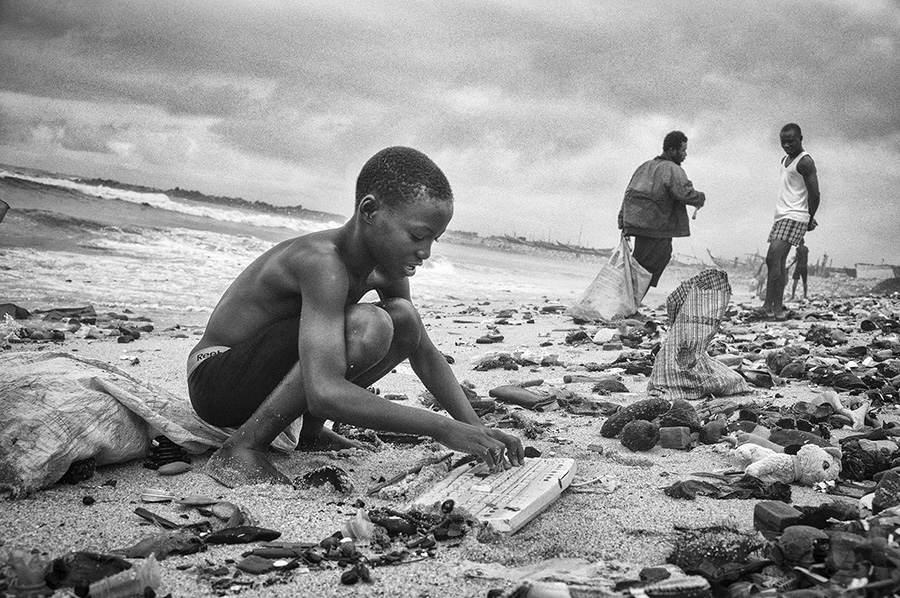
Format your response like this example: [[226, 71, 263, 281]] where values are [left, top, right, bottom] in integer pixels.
[[365, 452, 453, 496], [133, 507, 182, 530]]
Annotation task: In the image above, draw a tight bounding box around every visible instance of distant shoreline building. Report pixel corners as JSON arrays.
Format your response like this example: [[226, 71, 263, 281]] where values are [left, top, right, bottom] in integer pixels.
[[855, 263, 900, 280]]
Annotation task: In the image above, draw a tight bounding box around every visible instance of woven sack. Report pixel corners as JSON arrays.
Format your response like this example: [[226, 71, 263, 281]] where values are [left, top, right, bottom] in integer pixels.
[[647, 270, 750, 400]]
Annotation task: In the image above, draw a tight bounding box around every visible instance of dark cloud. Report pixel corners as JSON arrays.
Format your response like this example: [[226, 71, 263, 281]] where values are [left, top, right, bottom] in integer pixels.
[[3, 1, 896, 144]]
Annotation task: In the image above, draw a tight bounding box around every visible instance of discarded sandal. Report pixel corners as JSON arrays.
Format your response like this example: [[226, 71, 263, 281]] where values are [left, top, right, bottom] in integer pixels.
[[791, 401, 834, 423], [739, 369, 775, 389]]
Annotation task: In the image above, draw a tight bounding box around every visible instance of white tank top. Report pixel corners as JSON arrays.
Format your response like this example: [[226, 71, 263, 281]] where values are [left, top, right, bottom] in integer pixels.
[[774, 151, 810, 223]]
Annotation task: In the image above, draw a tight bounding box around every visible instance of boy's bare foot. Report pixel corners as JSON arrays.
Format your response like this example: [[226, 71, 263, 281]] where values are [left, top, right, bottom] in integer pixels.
[[202, 445, 292, 488]]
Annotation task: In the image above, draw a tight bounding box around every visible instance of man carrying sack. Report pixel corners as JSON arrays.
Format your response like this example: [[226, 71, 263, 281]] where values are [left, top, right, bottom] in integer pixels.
[[617, 130, 707, 297]]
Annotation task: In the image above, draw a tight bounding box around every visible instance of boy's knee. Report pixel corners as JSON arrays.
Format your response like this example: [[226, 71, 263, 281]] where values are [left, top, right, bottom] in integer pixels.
[[381, 298, 422, 351], [346, 303, 394, 353]]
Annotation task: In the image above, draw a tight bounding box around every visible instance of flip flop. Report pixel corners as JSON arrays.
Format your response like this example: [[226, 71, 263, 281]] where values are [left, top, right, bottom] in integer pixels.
[[739, 369, 775, 388], [744, 308, 773, 322], [831, 372, 868, 391], [791, 401, 834, 422], [771, 309, 799, 321]]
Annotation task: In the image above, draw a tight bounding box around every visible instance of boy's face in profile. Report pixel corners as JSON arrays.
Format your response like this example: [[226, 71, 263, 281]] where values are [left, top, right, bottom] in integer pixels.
[[370, 196, 453, 279]]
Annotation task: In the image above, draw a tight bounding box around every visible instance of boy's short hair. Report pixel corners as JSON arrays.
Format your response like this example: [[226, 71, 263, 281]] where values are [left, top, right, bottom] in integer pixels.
[[781, 123, 802, 136], [355, 146, 453, 208], [663, 131, 688, 153]]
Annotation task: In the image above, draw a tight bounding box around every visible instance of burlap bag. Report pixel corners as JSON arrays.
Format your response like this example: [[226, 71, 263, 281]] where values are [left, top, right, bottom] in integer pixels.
[[647, 270, 750, 400]]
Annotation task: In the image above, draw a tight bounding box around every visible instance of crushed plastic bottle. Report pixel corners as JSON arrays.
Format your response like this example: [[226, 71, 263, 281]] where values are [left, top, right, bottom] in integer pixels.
[[88, 556, 161, 598], [8, 548, 52, 598]]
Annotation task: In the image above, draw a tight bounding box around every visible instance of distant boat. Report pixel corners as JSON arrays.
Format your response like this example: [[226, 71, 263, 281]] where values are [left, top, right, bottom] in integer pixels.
[[501, 234, 612, 258]]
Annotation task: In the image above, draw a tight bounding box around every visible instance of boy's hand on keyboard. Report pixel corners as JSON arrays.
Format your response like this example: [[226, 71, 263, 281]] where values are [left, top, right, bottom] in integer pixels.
[[485, 428, 525, 468], [436, 422, 515, 471]]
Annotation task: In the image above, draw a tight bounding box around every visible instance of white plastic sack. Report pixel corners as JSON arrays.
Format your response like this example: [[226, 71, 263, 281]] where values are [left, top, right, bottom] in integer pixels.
[[0, 351, 301, 497], [566, 236, 652, 322]]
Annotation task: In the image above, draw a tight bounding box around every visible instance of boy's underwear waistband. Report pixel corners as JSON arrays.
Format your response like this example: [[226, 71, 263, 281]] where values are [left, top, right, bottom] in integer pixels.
[[187, 346, 231, 379]]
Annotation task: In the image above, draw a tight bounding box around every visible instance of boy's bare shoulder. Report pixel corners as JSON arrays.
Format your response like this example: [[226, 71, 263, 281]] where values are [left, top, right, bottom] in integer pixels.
[[275, 230, 345, 268], [249, 229, 351, 293]]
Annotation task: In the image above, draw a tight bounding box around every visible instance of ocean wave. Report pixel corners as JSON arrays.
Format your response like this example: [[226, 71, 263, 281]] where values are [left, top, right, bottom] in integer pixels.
[[87, 226, 273, 267], [0, 169, 342, 234], [17, 208, 118, 232], [418, 255, 456, 276]]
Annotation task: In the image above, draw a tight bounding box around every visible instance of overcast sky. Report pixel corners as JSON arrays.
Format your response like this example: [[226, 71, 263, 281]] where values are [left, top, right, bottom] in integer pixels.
[[1, 0, 897, 267]]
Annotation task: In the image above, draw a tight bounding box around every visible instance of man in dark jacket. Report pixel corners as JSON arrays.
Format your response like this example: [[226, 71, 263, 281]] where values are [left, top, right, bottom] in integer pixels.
[[617, 131, 706, 291]]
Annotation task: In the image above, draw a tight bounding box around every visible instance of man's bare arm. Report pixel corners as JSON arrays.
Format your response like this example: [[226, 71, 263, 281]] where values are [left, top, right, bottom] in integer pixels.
[[798, 155, 820, 226]]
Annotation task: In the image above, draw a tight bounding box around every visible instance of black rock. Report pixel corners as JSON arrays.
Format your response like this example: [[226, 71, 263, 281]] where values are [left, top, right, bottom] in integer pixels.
[[60, 458, 95, 484], [873, 470, 900, 513], [203, 526, 281, 545], [620, 420, 659, 452]]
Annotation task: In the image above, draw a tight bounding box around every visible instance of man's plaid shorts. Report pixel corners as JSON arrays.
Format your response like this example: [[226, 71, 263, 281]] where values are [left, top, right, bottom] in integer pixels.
[[767, 217, 806, 246]]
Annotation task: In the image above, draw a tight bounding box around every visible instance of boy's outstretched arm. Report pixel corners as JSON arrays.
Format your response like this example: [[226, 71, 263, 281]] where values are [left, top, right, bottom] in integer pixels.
[[408, 326, 525, 466], [296, 255, 517, 469]]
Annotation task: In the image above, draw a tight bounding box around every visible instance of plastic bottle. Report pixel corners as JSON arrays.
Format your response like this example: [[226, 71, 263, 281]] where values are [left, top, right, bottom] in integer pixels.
[[88, 556, 161, 598], [8, 549, 52, 598]]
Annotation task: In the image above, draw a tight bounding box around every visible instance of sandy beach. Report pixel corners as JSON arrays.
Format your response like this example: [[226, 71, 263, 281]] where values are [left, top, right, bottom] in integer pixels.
[[4, 272, 899, 597], [2, 172, 900, 597]]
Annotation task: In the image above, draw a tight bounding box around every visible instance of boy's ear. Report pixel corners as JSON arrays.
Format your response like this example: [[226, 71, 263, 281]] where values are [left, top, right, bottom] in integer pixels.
[[358, 194, 379, 224]]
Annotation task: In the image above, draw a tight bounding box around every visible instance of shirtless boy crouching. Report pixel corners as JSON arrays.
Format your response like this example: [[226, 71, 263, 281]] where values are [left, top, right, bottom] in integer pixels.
[[188, 146, 524, 487]]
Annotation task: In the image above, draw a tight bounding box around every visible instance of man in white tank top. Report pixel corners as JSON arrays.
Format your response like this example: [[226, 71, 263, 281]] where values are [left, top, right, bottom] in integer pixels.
[[761, 123, 820, 318]]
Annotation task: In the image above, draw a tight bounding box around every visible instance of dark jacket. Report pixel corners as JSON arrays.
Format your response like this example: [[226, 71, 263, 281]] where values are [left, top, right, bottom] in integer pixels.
[[617, 156, 706, 238]]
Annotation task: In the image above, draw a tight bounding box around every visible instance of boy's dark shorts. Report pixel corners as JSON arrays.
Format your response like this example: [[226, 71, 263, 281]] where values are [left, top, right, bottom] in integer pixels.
[[793, 267, 808, 281], [632, 236, 673, 287], [188, 317, 300, 427]]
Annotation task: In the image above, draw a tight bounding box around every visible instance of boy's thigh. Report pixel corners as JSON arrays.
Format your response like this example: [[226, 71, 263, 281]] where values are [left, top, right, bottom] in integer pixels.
[[189, 317, 301, 427]]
